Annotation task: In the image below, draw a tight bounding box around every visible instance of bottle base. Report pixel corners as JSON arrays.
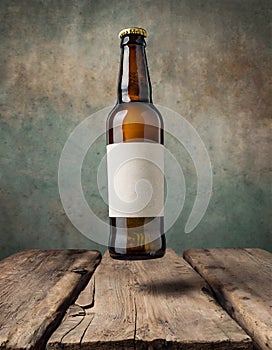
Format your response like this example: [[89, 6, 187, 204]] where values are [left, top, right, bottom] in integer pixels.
[[108, 248, 165, 260]]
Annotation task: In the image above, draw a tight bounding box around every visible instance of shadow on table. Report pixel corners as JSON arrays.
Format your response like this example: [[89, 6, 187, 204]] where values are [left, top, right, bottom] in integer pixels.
[[138, 275, 210, 296]]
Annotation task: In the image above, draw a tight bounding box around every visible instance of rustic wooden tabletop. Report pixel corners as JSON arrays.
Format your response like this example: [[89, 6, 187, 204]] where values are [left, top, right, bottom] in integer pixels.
[[0, 248, 271, 349]]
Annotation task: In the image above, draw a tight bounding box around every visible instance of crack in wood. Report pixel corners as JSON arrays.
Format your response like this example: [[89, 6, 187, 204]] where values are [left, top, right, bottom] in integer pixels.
[[133, 295, 137, 350], [59, 318, 84, 344], [89, 276, 95, 309], [72, 268, 88, 275], [79, 315, 95, 347], [59, 307, 86, 344]]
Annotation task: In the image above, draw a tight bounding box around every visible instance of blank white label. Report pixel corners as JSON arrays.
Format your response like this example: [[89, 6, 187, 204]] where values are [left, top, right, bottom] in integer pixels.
[[107, 142, 164, 217]]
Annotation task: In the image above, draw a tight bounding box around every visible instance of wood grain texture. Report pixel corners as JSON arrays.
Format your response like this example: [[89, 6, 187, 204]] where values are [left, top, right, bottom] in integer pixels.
[[183, 248, 272, 350], [0, 249, 101, 350], [48, 249, 252, 350]]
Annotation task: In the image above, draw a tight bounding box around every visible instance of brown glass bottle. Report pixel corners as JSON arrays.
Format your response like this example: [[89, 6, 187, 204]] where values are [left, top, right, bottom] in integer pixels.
[[106, 27, 166, 260]]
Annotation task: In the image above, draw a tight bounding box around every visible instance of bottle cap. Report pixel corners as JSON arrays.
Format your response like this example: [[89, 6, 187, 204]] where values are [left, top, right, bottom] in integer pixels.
[[119, 27, 147, 38]]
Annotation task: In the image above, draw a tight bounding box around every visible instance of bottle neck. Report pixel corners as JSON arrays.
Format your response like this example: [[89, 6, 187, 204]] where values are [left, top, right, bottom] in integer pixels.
[[118, 35, 152, 103]]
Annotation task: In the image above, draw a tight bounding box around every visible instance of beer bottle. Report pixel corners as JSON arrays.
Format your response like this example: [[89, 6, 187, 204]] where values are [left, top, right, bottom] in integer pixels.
[[106, 27, 166, 259]]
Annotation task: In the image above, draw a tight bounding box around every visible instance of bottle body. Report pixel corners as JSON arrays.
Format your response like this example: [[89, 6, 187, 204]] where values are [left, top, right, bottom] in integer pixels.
[[106, 28, 166, 260], [107, 102, 165, 259]]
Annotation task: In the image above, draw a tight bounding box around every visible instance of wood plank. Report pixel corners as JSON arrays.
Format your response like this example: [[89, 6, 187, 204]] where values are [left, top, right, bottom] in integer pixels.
[[48, 249, 252, 349], [133, 249, 252, 349], [0, 249, 101, 350], [183, 248, 272, 350]]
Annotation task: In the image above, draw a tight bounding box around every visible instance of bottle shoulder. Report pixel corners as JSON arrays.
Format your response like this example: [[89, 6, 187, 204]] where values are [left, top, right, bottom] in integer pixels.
[[107, 102, 163, 129]]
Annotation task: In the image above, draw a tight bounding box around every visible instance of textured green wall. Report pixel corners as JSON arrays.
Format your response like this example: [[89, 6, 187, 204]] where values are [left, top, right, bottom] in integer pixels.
[[0, 0, 271, 259]]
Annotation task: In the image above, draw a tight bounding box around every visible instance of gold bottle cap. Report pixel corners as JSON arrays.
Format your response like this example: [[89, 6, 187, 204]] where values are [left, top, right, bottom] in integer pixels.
[[119, 27, 147, 38]]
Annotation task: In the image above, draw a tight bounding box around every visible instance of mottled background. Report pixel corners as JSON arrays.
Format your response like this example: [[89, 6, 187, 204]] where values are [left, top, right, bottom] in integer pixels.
[[0, 0, 271, 259]]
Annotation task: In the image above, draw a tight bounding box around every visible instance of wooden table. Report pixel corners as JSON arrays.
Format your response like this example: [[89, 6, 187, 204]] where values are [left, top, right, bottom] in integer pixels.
[[0, 248, 271, 349]]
